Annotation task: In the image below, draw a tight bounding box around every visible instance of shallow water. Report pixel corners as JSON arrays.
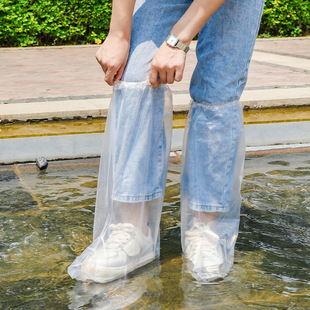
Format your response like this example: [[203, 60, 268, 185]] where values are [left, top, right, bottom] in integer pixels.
[[0, 152, 309, 309]]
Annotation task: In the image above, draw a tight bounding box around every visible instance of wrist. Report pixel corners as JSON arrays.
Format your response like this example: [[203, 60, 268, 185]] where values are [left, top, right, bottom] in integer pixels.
[[166, 33, 190, 53], [108, 28, 131, 42], [170, 27, 192, 47], [109, 21, 131, 42]]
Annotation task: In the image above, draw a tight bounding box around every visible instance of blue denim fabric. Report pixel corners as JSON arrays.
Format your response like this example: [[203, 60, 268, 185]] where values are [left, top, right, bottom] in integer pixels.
[[112, 0, 265, 211], [111, 82, 171, 202], [181, 101, 244, 212], [190, 0, 265, 105]]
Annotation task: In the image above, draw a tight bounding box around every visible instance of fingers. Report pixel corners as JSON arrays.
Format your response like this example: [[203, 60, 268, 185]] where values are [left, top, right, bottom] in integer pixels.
[[174, 65, 184, 82], [166, 70, 175, 84], [97, 61, 124, 86], [95, 39, 129, 86], [95, 51, 107, 74], [150, 66, 182, 87], [114, 63, 126, 83], [104, 65, 119, 86], [150, 58, 185, 87], [149, 65, 160, 88], [96, 58, 126, 86], [96, 57, 122, 86], [150, 62, 173, 87], [158, 70, 167, 85]]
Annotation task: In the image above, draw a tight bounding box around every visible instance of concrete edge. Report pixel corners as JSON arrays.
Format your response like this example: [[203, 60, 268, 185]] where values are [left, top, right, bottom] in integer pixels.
[[1, 123, 310, 164], [1, 89, 310, 122]]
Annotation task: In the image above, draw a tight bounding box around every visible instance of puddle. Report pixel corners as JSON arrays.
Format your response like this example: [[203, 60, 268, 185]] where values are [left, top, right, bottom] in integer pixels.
[[1, 153, 309, 309]]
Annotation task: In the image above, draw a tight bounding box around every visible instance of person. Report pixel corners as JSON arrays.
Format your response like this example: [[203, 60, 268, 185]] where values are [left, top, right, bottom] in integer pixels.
[[68, 0, 265, 283]]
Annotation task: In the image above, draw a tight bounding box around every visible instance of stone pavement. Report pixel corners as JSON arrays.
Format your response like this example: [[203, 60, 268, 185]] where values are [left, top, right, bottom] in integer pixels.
[[0, 37, 310, 121]]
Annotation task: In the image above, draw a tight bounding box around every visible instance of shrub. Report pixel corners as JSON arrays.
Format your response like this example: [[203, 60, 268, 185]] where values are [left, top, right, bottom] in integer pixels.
[[0, 0, 309, 47], [259, 0, 310, 37], [0, 0, 112, 47]]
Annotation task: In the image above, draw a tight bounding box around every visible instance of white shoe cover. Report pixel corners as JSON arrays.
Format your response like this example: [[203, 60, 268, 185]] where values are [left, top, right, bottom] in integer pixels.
[[80, 223, 154, 283], [181, 100, 246, 282], [185, 223, 224, 279], [68, 81, 173, 283]]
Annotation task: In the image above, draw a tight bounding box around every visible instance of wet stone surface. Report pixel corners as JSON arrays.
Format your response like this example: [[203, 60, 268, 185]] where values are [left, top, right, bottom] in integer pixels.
[[0, 153, 309, 309]]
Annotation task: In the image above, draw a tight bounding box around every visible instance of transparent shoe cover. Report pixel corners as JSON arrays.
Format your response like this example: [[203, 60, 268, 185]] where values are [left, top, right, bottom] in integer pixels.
[[181, 100, 245, 282], [68, 81, 173, 283], [68, 260, 162, 310]]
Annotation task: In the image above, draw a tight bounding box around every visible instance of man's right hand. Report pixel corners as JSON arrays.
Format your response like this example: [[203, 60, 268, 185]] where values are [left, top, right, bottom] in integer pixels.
[[95, 34, 130, 86]]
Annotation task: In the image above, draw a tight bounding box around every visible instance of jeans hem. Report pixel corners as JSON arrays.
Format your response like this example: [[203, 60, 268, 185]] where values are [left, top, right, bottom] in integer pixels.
[[189, 201, 229, 213], [112, 191, 163, 202]]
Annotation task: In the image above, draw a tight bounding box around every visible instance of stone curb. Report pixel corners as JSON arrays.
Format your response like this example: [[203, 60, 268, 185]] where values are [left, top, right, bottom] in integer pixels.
[[2, 122, 310, 164], [1, 88, 309, 122]]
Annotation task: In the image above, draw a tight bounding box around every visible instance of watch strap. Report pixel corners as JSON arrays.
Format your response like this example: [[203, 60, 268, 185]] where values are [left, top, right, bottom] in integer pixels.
[[176, 40, 190, 53]]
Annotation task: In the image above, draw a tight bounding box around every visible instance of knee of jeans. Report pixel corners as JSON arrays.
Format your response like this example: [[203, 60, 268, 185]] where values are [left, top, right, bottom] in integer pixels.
[[190, 75, 243, 106]]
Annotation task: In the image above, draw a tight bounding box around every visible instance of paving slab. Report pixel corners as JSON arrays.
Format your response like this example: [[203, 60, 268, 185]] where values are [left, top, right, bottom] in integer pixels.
[[0, 38, 310, 121], [252, 51, 310, 71], [253, 37, 310, 59]]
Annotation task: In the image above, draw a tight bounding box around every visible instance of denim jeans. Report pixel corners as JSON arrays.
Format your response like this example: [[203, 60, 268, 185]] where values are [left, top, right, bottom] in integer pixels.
[[115, 0, 265, 211], [68, 0, 265, 283]]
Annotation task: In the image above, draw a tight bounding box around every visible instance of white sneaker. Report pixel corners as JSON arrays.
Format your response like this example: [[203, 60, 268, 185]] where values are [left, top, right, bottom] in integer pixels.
[[81, 223, 154, 283], [185, 223, 224, 280], [68, 261, 161, 310]]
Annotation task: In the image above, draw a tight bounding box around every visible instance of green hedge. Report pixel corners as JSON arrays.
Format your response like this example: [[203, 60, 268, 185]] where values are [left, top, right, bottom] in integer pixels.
[[259, 0, 310, 37], [0, 0, 309, 47], [0, 0, 112, 47]]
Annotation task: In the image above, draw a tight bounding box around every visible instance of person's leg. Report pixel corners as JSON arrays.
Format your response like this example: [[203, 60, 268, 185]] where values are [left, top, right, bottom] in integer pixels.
[[181, 0, 265, 282], [93, 0, 192, 251], [112, 0, 193, 235], [68, 0, 193, 283]]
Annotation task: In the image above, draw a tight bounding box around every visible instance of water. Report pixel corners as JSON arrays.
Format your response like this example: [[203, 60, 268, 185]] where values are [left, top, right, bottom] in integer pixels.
[[1, 152, 309, 309]]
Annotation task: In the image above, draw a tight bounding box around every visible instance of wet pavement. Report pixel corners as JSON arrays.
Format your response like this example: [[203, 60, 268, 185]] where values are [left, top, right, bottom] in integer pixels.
[[1, 151, 309, 309]]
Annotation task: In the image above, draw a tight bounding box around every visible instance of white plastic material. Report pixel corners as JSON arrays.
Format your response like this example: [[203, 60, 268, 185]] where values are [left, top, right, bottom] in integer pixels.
[[68, 260, 161, 309], [181, 101, 245, 282], [68, 81, 173, 283]]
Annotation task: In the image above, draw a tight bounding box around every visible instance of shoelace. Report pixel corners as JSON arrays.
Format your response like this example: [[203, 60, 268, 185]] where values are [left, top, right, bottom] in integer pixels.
[[186, 227, 220, 259], [105, 224, 135, 249]]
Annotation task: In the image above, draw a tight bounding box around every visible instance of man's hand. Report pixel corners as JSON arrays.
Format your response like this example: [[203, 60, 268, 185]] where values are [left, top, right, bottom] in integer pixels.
[[149, 42, 186, 88], [96, 34, 130, 86]]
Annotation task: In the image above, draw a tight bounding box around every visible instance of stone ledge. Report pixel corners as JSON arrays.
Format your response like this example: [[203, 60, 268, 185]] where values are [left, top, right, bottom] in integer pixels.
[[1, 88, 309, 122]]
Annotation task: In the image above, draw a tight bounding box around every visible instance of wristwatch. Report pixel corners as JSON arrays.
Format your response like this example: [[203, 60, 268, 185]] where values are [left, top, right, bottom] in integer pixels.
[[165, 34, 190, 53]]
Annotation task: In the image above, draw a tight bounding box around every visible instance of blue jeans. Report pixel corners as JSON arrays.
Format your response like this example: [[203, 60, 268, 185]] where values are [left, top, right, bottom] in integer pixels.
[[68, 0, 265, 283], [111, 0, 265, 212]]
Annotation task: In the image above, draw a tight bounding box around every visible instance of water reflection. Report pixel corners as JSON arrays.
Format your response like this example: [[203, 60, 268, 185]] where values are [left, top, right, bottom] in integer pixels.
[[1, 152, 309, 309]]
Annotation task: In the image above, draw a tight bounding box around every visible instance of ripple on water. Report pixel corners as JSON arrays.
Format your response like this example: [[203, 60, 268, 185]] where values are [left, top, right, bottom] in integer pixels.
[[0, 154, 309, 309]]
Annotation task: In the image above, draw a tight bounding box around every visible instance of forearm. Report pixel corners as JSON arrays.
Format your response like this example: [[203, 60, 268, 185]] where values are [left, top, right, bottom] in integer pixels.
[[171, 0, 226, 45], [109, 0, 136, 40]]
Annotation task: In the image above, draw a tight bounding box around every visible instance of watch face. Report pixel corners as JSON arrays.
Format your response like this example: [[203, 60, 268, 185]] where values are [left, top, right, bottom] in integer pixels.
[[167, 34, 179, 46]]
